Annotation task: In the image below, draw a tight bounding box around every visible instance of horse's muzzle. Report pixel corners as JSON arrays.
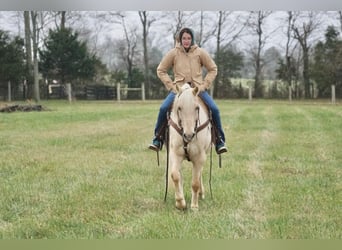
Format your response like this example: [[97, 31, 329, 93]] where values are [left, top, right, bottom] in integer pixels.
[[182, 132, 195, 143]]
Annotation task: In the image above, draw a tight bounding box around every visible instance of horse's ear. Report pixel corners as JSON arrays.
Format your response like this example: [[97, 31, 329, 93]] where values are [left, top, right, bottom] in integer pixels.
[[192, 86, 200, 96], [176, 84, 181, 93]]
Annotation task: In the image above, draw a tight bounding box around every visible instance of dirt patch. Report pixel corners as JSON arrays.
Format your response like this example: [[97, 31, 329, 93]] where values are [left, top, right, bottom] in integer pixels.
[[0, 104, 48, 113]]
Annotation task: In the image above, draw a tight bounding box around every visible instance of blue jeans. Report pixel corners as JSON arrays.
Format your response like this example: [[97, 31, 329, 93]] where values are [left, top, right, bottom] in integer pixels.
[[153, 91, 226, 143]]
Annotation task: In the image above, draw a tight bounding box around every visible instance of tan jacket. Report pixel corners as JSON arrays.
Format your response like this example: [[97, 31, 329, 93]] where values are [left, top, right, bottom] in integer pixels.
[[157, 43, 217, 91]]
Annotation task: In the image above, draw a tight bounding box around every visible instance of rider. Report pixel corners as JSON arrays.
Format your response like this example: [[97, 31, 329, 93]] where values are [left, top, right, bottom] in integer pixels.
[[148, 27, 227, 154]]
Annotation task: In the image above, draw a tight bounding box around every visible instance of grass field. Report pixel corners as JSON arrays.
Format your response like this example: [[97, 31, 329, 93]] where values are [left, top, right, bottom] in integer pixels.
[[0, 99, 341, 239]]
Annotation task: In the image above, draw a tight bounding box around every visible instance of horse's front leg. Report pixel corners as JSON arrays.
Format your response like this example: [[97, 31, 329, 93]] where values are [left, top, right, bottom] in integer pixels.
[[199, 169, 205, 200], [191, 161, 204, 210], [170, 154, 186, 210]]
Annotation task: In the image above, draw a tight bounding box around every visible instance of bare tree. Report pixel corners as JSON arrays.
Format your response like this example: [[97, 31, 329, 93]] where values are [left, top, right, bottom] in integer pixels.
[[198, 11, 205, 47], [211, 11, 250, 97], [23, 11, 40, 102], [277, 11, 302, 99], [30, 11, 41, 102], [339, 11, 342, 34], [211, 11, 226, 97], [139, 11, 156, 99], [111, 12, 140, 88], [24, 11, 33, 100], [22, 11, 52, 101], [291, 11, 322, 98], [60, 11, 66, 29], [285, 11, 294, 101], [247, 11, 272, 98], [173, 11, 187, 44], [156, 11, 192, 46], [71, 11, 106, 56], [94, 11, 141, 89], [182, 11, 211, 47], [92, 12, 125, 72]]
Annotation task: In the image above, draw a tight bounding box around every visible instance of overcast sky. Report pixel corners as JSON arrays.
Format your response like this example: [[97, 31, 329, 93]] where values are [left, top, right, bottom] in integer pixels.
[[1, 0, 342, 11], [1, 11, 341, 52]]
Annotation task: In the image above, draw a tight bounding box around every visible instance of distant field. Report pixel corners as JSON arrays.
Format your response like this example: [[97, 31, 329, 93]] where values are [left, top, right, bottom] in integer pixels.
[[0, 99, 341, 239]]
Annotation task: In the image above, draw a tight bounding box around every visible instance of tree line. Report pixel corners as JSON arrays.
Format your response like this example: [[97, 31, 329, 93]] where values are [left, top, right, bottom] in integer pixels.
[[0, 10, 342, 101]]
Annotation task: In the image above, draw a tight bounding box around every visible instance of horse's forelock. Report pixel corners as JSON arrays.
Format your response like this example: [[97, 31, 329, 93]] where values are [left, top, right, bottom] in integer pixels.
[[176, 87, 195, 102], [176, 84, 190, 98], [181, 84, 191, 91], [174, 88, 199, 116]]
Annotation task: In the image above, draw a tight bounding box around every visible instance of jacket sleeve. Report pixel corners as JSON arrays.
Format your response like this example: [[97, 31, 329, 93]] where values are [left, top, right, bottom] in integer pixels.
[[200, 49, 217, 90], [157, 50, 175, 91]]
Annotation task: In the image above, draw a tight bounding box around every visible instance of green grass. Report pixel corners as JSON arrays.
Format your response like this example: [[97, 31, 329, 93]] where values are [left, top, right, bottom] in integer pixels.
[[0, 100, 341, 239]]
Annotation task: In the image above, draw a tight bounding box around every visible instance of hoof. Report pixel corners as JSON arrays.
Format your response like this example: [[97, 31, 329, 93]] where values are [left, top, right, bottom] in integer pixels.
[[190, 205, 199, 211], [175, 199, 186, 210]]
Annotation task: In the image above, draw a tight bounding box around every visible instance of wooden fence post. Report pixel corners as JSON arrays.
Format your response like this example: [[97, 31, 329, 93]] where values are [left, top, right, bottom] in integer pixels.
[[332, 84, 336, 104], [289, 84, 292, 102], [141, 82, 145, 101], [117, 82, 121, 101], [66, 83, 72, 103], [8, 81, 11, 102]]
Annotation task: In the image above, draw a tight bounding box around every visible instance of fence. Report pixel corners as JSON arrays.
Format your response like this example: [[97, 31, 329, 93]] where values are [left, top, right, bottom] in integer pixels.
[[47, 84, 144, 101], [116, 82, 145, 101], [2, 81, 338, 103], [83, 85, 115, 100]]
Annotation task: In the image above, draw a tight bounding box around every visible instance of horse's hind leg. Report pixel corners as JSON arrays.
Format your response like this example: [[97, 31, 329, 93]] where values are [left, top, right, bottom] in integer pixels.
[[170, 157, 186, 210]]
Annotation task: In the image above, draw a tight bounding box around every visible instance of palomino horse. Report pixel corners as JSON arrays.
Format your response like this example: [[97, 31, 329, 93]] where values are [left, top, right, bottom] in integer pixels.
[[168, 84, 212, 210]]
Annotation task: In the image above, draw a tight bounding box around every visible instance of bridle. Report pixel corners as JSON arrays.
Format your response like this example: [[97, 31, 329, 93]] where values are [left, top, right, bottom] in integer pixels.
[[168, 105, 210, 161]]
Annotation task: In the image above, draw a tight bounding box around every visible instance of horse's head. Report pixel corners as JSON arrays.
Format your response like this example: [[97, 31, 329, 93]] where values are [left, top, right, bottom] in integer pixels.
[[174, 84, 201, 143]]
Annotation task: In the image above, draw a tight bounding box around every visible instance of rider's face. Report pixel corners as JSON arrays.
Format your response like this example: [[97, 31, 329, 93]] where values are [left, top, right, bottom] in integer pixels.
[[181, 32, 192, 49]]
